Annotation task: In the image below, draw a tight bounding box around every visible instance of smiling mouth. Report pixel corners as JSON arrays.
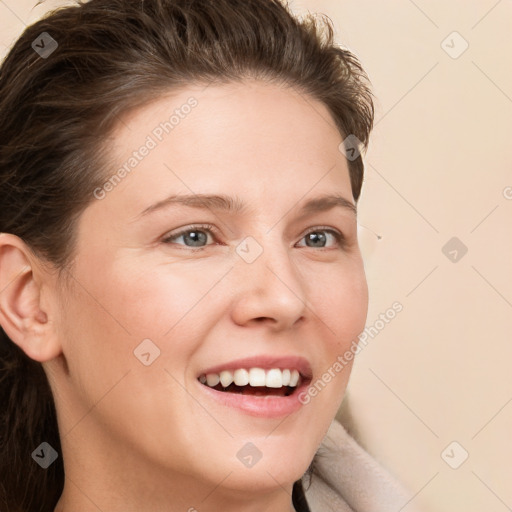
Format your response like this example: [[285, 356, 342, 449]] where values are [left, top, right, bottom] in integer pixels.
[[198, 368, 308, 397]]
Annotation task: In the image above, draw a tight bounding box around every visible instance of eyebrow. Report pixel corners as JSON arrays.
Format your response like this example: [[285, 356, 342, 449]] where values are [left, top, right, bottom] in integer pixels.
[[135, 192, 357, 219]]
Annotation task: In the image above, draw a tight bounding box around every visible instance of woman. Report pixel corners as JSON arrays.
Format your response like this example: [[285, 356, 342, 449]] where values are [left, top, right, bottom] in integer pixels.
[[0, 1, 418, 511]]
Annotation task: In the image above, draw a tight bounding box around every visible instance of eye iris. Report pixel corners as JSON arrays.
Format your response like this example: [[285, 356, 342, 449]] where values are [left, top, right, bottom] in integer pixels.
[[184, 230, 207, 246], [307, 232, 326, 247]]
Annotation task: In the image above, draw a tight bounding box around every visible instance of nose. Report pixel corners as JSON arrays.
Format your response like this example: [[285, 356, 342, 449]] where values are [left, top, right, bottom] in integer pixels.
[[229, 234, 309, 330]]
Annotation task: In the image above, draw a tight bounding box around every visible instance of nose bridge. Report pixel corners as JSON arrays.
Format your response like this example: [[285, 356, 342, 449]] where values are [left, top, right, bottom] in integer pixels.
[[231, 226, 308, 325]]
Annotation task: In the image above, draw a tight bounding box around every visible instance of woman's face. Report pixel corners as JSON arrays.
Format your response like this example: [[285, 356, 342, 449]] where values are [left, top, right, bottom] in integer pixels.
[[47, 80, 368, 507]]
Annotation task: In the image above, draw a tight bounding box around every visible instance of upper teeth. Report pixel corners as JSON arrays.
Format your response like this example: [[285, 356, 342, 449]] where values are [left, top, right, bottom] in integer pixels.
[[199, 368, 301, 388]]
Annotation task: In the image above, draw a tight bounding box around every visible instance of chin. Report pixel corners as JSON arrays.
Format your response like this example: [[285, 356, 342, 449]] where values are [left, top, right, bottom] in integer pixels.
[[221, 443, 314, 492]]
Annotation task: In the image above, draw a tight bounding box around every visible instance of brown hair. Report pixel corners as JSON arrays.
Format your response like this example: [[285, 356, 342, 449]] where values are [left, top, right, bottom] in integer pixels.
[[0, 0, 374, 510]]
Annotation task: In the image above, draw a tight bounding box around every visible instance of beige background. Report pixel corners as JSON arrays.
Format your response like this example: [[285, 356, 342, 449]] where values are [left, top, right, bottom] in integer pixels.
[[1, 1, 511, 511]]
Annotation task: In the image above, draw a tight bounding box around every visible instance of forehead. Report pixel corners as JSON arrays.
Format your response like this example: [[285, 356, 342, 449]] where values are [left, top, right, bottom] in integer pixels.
[[92, 80, 353, 220], [114, 80, 343, 154]]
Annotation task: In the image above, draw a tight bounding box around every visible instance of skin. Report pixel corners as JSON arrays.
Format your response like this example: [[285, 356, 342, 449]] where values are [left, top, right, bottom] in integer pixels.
[[0, 79, 368, 512]]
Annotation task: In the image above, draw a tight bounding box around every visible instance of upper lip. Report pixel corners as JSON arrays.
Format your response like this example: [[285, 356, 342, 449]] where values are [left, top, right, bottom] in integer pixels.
[[198, 355, 313, 380]]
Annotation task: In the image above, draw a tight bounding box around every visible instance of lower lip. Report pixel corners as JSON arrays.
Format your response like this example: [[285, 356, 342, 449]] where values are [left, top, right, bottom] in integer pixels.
[[197, 379, 311, 418]]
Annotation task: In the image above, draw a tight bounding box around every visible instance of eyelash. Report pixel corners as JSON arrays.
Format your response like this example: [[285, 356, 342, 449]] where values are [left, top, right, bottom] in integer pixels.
[[161, 223, 346, 250]]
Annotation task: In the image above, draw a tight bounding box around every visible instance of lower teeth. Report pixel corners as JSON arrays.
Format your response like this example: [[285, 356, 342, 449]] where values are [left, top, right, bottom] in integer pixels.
[[207, 382, 295, 396]]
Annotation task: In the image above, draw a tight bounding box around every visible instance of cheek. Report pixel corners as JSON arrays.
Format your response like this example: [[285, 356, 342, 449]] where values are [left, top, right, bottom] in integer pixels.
[[312, 257, 368, 351], [106, 261, 228, 342], [338, 270, 368, 349], [303, 259, 368, 408], [56, 261, 216, 459]]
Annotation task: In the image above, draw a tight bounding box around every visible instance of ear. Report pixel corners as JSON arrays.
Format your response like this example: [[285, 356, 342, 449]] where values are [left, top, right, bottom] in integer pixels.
[[0, 233, 62, 362]]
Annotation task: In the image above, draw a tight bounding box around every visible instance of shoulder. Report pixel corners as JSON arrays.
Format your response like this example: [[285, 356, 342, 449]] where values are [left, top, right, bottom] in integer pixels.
[[304, 418, 423, 512]]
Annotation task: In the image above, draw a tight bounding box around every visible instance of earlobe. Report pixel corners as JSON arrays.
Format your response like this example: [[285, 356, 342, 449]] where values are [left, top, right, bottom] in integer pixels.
[[0, 233, 61, 362]]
